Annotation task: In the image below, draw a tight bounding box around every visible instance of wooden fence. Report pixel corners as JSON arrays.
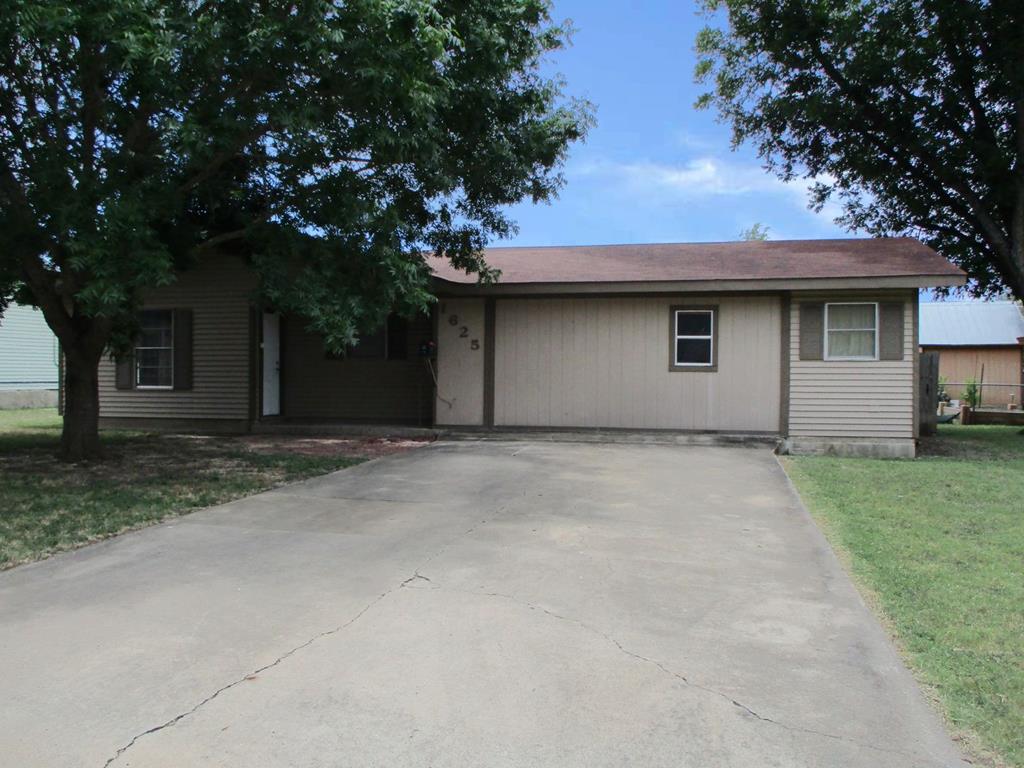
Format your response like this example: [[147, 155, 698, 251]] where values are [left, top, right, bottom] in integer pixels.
[[919, 351, 939, 437]]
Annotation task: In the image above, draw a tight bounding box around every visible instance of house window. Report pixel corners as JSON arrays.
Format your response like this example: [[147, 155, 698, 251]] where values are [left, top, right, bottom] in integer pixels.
[[333, 315, 408, 360], [671, 308, 715, 368], [347, 325, 387, 359], [135, 309, 174, 387], [386, 316, 408, 360], [825, 302, 879, 360]]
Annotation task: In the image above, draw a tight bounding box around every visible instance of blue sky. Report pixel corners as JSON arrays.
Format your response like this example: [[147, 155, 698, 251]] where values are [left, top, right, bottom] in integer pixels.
[[501, 1, 849, 247]]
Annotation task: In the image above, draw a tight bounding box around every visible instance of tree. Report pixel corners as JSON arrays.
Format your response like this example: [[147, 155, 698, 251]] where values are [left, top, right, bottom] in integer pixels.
[[695, 0, 1024, 299], [739, 222, 769, 241], [0, 1, 591, 460]]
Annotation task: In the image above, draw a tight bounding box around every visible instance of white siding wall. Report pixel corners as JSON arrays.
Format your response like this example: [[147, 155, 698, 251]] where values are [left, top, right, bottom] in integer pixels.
[[788, 291, 916, 439], [494, 295, 781, 431], [0, 304, 59, 391], [98, 255, 256, 421], [434, 298, 486, 426]]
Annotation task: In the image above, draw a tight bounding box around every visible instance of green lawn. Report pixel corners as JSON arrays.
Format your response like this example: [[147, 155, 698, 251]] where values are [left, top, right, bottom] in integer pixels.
[[783, 425, 1024, 767], [0, 408, 368, 569]]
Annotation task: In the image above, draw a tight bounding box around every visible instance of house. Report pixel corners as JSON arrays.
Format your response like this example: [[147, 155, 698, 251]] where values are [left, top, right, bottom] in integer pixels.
[[96, 237, 965, 457], [0, 303, 60, 409], [920, 301, 1024, 408]]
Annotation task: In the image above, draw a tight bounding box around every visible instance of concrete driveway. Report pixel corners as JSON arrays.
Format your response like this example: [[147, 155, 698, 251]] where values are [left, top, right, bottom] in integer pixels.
[[1, 441, 964, 768]]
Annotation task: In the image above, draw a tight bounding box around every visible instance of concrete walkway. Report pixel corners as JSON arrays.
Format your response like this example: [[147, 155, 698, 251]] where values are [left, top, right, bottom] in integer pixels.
[[0, 442, 965, 767]]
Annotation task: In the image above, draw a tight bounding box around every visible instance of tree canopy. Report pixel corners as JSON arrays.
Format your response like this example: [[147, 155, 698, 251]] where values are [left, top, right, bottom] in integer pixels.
[[739, 222, 769, 241], [0, 0, 591, 458], [695, 0, 1024, 298]]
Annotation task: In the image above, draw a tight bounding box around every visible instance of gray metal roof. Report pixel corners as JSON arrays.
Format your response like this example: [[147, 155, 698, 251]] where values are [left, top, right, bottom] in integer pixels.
[[919, 301, 1024, 346]]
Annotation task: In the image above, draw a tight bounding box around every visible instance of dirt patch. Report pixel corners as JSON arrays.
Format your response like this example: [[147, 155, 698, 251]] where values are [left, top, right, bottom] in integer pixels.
[[235, 434, 433, 459], [0, 433, 429, 483], [1, 429, 424, 568], [917, 428, 1024, 461]]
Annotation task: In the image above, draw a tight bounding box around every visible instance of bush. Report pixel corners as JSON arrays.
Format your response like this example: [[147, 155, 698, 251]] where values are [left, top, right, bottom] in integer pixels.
[[963, 378, 981, 408]]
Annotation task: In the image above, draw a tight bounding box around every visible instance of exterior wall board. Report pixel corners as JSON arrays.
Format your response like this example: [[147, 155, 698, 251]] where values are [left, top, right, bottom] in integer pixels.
[[921, 346, 1023, 408], [282, 313, 433, 423], [493, 295, 781, 431], [434, 298, 486, 425], [0, 304, 59, 391], [789, 291, 916, 439], [98, 255, 255, 421]]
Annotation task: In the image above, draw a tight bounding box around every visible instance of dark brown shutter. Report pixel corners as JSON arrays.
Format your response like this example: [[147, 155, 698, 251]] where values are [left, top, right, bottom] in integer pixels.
[[173, 309, 193, 390], [799, 303, 825, 361], [115, 354, 134, 390], [879, 302, 905, 360]]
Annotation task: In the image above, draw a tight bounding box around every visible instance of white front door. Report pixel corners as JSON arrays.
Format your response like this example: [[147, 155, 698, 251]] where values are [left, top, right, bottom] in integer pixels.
[[261, 312, 281, 417]]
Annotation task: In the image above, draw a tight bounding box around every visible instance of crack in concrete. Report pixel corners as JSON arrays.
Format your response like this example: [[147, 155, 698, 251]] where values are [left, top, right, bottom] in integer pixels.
[[100, 503, 515, 767], [404, 582, 949, 768], [100, 583, 396, 768], [100, 487, 945, 768]]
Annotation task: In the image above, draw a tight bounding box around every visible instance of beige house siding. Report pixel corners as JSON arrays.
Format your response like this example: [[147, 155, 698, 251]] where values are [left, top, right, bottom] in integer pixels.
[[493, 295, 781, 431], [788, 291, 917, 439], [923, 345, 1024, 408], [282, 313, 434, 423], [98, 255, 255, 423], [434, 298, 486, 426]]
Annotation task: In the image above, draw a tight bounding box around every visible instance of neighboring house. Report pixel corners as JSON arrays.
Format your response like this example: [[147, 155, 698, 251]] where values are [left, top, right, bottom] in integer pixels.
[[0, 303, 60, 409], [96, 237, 964, 457], [920, 301, 1024, 408]]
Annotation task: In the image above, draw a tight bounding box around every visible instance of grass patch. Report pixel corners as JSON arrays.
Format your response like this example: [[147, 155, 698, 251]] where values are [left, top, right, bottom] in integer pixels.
[[783, 425, 1024, 767], [0, 408, 369, 568]]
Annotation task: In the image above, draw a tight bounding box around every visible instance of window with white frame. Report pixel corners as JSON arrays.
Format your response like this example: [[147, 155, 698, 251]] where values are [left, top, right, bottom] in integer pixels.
[[672, 308, 714, 367], [135, 309, 174, 387], [825, 302, 878, 360]]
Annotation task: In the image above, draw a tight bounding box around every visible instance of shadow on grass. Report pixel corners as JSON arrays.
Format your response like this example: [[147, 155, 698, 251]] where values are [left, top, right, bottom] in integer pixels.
[[0, 411, 370, 568], [917, 424, 1024, 461]]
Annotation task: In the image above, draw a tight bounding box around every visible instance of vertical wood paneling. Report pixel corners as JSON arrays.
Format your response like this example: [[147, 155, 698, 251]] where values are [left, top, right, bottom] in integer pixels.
[[435, 298, 486, 426], [923, 346, 1023, 407], [493, 295, 781, 431]]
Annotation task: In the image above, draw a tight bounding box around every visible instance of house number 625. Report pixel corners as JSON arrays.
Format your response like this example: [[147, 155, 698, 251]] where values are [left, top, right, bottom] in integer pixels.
[[447, 313, 479, 350]]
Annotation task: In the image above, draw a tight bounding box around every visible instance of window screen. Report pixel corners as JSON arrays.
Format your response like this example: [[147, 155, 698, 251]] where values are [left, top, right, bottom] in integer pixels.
[[673, 309, 714, 367], [825, 303, 877, 360], [136, 310, 174, 387], [386, 316, 408, 360], [348, 326, 386, 359], [343, 316, 409, 359]]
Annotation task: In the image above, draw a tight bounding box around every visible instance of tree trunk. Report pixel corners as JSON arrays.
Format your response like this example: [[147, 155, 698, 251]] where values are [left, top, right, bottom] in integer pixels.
[[61, 352, 103, 461]]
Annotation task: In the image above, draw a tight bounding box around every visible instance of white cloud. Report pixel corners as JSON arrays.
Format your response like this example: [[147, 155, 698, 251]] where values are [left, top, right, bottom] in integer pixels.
[[673, 131, 721, 152], [572, 156, 841, 219]]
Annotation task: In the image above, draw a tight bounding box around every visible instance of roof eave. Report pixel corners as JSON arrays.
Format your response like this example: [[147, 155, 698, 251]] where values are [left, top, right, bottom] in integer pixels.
[[432, 274, 967, 296], [921, 342, 1024, 348]]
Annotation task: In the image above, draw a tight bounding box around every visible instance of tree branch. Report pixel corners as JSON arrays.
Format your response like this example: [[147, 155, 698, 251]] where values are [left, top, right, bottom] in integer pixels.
[[937, 28, 1002, 157], [176, 122, 271, 196], [806, 42, 1014, 269], [78, 34, 103, 194]]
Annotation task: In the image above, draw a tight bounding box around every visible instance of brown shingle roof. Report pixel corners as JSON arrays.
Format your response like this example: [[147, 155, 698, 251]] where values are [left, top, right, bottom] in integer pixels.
[[429, 238, 964, 285]]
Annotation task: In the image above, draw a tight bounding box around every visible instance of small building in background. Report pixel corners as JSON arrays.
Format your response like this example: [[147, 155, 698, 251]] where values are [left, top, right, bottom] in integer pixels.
[[0, 304, 59, 409], [920, 301, 1024, 408]]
